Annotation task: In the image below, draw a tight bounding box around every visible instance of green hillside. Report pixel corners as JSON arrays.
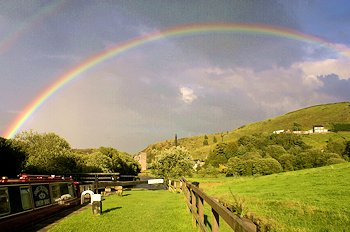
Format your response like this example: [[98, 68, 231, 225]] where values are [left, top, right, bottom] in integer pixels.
[[143, 102, 350, 160]]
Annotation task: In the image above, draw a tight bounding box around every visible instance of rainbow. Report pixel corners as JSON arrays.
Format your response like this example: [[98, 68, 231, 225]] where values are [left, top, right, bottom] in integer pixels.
[[3, 23, 350, 138]]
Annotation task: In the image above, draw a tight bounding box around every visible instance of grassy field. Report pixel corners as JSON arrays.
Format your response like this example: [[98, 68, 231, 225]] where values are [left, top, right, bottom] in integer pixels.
[[49, 190, 195, 232], [190, 163, 350, 232]]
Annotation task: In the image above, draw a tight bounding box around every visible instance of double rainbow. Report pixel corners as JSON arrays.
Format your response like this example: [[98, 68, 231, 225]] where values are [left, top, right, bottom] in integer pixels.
[[3, 23, 349, 138]]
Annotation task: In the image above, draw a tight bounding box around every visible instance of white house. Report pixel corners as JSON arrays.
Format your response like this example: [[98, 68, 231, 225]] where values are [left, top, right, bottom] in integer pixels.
[[273, 130, 285, 134], [313, 125, 328, 133]]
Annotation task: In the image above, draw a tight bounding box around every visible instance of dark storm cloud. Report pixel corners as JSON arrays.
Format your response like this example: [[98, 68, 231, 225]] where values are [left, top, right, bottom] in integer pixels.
[[318, 74, 350, 100]]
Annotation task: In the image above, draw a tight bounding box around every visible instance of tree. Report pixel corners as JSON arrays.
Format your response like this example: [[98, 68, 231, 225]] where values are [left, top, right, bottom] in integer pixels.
[[220, 132, 228, 142], [203, 139, 209, 146], [0, 137, 27, 177], [295, 149, 328, 169], [278, 153, 295, 171], [252, 158, 282, 175], [13, 130, 79, 174], [241, 151, 262, 160], [264, 145, 287, 160], [325, 139, 346, 155], [227, 157, 282, 176], [224, 142, 239, 159], [213, 136, 217, 143], [79, 147, 140, 175], [151, 146, 193, 179], [292, 122, 302, 131], [344, 141, 350, 160], [268, 133, 308, 150], [205, 143, 228, 167]]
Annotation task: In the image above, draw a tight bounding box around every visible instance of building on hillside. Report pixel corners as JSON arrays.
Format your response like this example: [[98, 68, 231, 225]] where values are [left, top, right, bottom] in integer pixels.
[[313, 125, 328, 133], [134, 152, 147, 171], [273, 129, 285, 134], [292, 129, 313, 134]]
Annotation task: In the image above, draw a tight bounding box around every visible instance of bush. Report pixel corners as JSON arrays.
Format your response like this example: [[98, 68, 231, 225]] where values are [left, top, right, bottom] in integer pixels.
[[241, 151, 262, 160], [198, 164, 220, 177], [226, 157, 253, 176], [227, 157, 282, 176], [278, 154, 295, 171], [252, 158, 283, 175], [325, 140, 345, 155], [332, 123, 350, 132], [264, 145, 286, 160], [151, 146, 194, 179], [327, 158, 346, 165], [205, 143, 229, 167]]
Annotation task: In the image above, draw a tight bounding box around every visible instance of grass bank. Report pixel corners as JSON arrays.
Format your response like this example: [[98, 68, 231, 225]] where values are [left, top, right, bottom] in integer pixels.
[[49, 190, 195, 232], [191, 163, 350, 231]]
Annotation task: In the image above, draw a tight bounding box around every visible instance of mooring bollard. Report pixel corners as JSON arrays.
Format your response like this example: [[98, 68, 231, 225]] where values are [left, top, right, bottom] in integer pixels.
[[91, 194, 102, 215]]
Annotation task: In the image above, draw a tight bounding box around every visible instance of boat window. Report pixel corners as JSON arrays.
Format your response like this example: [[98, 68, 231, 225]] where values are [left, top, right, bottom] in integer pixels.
[[59, 183, 69, 195], [20, 187, 32, 210], [32, 184, 51, 208], [68, 184, 75, 197], [0, 188, 10, 216], [51, 184, 61, 203], [7, 186, 22, 213]]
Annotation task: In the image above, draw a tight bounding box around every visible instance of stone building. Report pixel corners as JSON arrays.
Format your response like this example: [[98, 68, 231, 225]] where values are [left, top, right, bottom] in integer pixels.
[[134, 152, 147, 171]]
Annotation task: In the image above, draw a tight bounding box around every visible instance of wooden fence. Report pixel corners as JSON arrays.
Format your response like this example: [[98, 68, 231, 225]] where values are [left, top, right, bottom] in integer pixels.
[[168, 179, 257, 232]]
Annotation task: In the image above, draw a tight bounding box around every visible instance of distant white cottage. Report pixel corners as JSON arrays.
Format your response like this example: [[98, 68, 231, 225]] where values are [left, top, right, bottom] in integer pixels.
[[273, 130, 285, 134], [313, 125, 328, 133]]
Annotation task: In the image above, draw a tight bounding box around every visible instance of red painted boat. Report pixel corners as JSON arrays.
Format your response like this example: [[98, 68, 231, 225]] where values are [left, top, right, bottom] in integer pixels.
[[0, 174, 80, 231]]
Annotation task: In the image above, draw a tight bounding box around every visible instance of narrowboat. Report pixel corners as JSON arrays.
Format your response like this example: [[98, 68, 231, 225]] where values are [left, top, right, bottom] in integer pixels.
[[0, 174, 80, 231]]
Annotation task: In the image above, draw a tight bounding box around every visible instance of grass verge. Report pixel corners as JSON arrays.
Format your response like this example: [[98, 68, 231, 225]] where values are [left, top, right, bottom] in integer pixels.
[[191, 163, 350, 231], [49, 189, 195, 232]]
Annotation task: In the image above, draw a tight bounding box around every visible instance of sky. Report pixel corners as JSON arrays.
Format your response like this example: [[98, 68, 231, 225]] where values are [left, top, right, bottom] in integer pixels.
[[1, 0, 350, 153]]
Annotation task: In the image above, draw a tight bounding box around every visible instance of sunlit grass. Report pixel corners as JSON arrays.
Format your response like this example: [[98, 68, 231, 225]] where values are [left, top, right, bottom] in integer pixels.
[[49, 190, 195, 232], [191, 163, 350, 231]]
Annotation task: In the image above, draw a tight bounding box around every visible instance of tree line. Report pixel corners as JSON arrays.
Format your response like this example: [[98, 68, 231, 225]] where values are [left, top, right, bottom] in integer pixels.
[[0, 130, 140, 178], [145, 133, 350, 179], [200, 133, 349, 177]]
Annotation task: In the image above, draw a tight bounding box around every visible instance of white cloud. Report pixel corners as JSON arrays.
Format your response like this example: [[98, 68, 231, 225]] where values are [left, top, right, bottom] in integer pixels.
[[293, 57, 350, 82], [185, 57, 350, 116], [179, 87, 197, 104]]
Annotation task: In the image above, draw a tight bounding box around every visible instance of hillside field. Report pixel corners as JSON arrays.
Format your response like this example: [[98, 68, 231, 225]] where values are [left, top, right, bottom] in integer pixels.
[[143, 102, 350, 160], [190, 163, 350, 232]]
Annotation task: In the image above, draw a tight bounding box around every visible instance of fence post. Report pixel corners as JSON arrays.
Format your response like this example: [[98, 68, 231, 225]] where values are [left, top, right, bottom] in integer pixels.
[[186, 185, 191, 210], [212, 208, 220, 232], [191, 189, 197, 228], [198, 196, 204, 229]]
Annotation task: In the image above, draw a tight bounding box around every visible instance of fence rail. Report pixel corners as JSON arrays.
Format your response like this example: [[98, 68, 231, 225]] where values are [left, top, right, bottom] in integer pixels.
[[168, 179, 256, 232]]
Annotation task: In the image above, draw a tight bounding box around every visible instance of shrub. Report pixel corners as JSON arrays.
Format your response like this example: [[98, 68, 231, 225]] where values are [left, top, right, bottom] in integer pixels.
[[198, 164, 220, 177], [227, 157, 282, 176], [278, 154, 295, 171], [252, 158, 282, 175], [205, 143, 229, 167], [325, 140, 346, 155], [264, 145, 286, 160], [151, 146, 194, 179], [327, 158, 346, 165], [241, 151, 262, 160]]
